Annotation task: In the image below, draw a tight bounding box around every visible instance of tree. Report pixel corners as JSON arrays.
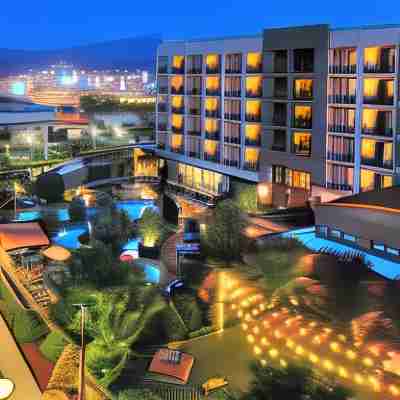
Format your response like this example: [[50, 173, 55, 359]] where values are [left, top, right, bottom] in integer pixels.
[[137, 209, 163, 247], [68, 197, 87, 222], [203, 200, 247, 264], [232, 181, 259, 213], [118, 389, 162, 400]]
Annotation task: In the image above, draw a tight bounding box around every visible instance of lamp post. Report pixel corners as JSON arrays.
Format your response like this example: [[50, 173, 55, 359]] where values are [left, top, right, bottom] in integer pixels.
[[0, 378, 15, 400]]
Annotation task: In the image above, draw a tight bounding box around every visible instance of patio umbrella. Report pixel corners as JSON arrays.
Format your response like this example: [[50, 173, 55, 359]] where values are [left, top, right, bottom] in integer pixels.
[[42, 246, 71, 262], [119, 250, 138, 263]]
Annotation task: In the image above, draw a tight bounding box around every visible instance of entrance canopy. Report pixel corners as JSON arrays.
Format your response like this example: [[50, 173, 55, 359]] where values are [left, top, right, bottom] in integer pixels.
[[0, 223, 50, 251]]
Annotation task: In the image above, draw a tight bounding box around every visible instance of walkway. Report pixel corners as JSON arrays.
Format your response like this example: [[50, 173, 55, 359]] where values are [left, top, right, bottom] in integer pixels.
[[0, 313, 42, 399], [161, 231, 183, 277]]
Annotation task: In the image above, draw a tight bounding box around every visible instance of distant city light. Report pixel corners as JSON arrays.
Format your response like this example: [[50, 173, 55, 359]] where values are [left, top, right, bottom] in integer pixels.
[[10, 81, 26, 96]]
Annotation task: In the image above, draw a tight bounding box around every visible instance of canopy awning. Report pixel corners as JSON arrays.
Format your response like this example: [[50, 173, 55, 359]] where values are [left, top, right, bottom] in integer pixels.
[[0, 223, 50, 251], [42, 245, 71, 262]]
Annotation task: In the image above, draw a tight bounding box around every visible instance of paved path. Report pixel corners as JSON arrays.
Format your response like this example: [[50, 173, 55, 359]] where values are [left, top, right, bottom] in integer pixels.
[[161, 231, 183, 277], [0, 313, 42, 399]]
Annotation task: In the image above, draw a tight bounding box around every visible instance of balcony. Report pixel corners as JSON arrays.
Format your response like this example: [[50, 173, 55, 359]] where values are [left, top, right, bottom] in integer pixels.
[[362, 127, 393, 137], [205, 110, 220, 118], [361, 157, 393, 170], [224, 159, 240, 168], [364, 63, 395, 74], [293, 117, 312, 130], [224, 90, 241, 98], [205, 131, 220, 140], [328, 124, 355, 134], [157, 123, 168, 131], [204, 152, 220, 162], [245, 137, 261, 146], [187, 67, 202, 75], [157, 103, 168, 113], [226, 67, 242, 74], [171, 86, 184, 95], [328, 94, 356, 105], [327, 152, 354, 163], [206, 66, 220, 74], [245, 113, 261, 123], [292, 143, 311, 157], [224, 136, 240, 145], [224, 112, 241, 121], [158, 87, 168, 95], [206, 88, 221, 96], [363, 96, 394, 106], [246, 89, 262, 98], [171, 106, 184, 114], [247, 64, 262, 74], [186, 87, 202, 96], [243, 160, 259, 171], [188, 108, 201, 116], [329, 65, 356, 74], [327, 182, 353, 191]]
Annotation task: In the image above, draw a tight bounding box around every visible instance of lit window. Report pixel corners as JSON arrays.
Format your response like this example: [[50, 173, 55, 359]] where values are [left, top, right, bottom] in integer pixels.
[[372, 242, 385, 252], [172, 55, 185, 72], [293, 79, 313, 99], [246, 76, 262, 97], [206, 54, 220, 73], [387, 247, 400, 256], [293, 105, 312, 129], [343, 233, 356, 242], [292, 132, 311, 156], [170, 76, 184, 94], [247, 52, 262, 72], [330, 229, 341, 239]]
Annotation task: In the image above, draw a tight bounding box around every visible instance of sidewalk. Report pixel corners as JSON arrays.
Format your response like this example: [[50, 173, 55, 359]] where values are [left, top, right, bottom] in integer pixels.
[[0, 313, 42, 400]]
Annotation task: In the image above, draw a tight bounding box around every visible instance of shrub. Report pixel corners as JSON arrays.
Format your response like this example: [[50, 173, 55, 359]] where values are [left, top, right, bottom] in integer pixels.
[[13, 310, 48, 343], [232, 180, 259, 213], [173, 294, 203, 332], [137, 209, 163, 247], [188, 326, 216, 339], [118, 389, 162, 400], [68, 197, 87, 222], [40, 331, 69, 363], [160, 306, 187, 342]]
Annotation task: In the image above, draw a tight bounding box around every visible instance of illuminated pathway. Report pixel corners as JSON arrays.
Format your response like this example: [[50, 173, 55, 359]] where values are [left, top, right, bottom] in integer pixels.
[[225, 278, 400, 399]]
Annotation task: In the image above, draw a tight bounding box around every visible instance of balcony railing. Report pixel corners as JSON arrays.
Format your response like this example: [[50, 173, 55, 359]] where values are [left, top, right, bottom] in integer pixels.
[[329, 65, 356, 74], [362, 127, 393, 137], [361, 157, 393, 170], [364, 63, 395, 74], [204, 152, 220, 162], [292, 143, 311, 157], [247, 64, 262, 74], [157, 104, 168, 113], [172, 126, 184, 134], [186, 87, 202, 96], [157, 123, 168, 131], [327, 182, 353, 191], [205, 131, 220, 140], [225, 67, 242, 74], [206, 66, 220, 74], [205, 110, 220, 118], [158, 66, 168, 74], [271, 144, 286, 152], [171, 87, 184, 95], [206, 89, 221, 96], [293, 117, 312, 130], [246, 113, 261, 123], [188, 151, 201, 159], [224, 136, 241, 145], [187, 67, 202, 74], [171, 146, 184, 154], [171, 66, 185, 74], [171, 106, 184, 114], [158, 87, 168, 95], [224, 90, 241, 97], [224, 159, 240, 168], [243, 160, 259, 171], [327, 152, 354, 163], [246, 89, 262, 98], [245, 137, 261, 146], [328, 124, 355, 134], [293, 90, 313, 100], [188, 108, 201, 116], [224, 113, 241, 121], [328, 94, 356, 104], [187, 129, 201, 136], [363, 96, 394, 106]]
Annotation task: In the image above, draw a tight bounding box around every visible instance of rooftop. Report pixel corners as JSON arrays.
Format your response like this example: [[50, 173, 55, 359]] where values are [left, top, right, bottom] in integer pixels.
[[0, 222, 50, 251]]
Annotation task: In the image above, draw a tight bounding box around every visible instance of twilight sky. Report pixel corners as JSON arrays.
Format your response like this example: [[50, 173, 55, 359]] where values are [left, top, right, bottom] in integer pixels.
[[1, 0, 399, 50]]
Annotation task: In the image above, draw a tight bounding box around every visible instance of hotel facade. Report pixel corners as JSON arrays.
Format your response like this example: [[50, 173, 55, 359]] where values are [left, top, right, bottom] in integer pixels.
[[156, 24, 400, 206]]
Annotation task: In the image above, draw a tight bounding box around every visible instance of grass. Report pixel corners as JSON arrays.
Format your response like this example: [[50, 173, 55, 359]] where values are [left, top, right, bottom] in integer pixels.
[[40, 331, 69, 363]]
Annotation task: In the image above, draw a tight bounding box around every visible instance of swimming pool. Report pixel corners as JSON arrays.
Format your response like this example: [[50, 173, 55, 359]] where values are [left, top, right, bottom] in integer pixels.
[[133, 259, 160, 284], [52, 225, 88, 249], [282, 227, 400, 280]]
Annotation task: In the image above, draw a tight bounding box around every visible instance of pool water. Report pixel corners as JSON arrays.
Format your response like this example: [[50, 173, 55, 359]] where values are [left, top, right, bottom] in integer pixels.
[[52, 226, 88, 250], [133, 259, 160, 284], [283, 227, 400, 280]]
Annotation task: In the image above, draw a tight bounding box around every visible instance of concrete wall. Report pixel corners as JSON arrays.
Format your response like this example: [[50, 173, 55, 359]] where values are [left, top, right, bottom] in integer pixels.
[[314, 203, 400, 249]]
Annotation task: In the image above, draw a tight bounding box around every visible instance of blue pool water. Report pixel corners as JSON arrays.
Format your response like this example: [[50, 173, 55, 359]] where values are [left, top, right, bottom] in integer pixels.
[[133, 259, 160, 284], [123, 239, 140, 252], [52, 226, 88, 250], [282, 227, 400, 280]]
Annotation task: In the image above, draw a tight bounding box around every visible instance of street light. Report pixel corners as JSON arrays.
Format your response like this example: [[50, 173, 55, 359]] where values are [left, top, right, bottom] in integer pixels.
[[0, 378, 15, 400]]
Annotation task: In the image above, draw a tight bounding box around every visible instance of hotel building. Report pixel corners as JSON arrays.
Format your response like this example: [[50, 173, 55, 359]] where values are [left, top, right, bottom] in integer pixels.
[[156, 24, 400, 207]]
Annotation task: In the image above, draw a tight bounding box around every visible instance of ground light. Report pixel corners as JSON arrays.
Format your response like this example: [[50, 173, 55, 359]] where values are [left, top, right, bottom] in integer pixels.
[[0, 379, 14, 400]]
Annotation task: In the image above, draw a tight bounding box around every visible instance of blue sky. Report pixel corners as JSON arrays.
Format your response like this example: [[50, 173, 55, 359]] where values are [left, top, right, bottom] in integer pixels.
[[1, 0, 398, 49]]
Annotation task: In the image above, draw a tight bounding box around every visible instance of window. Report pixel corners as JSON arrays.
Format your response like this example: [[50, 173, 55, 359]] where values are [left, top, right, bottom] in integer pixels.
[[157, 76, 168, 94], [172, 55, 185, 74], [205, 118, 220, 140], [171, 96, 184, 114], [293, 105, 312, 129], [274, 78, 288, 98], [157, 56, 168, 74], [330, 229, 341, 239], [186, 76, 202, 95], [224, 99, 241, 121], [274, 50, 287, 73], [170, 76, 184, 94], [206, 54, 220, 74], [343, 233, 356, 242], [171, 114, 184, 133], [363, 79, 394, 105], [328, 107, 355, 133], [206, 77, 220, 96], [187, 55, 202, 74], [329, 48, 357, 74], [317, 225, 328, 237], [224, 122, 241, 144], [246, 76, 262, 98], [372, 242, 385, 252], [186, 116, 201, 136], [205, 98, 220, 118], [244, 148, 260, 171], [327, 135, 354, 163], [292, 132, 311, 156], [245, 124, 261, 146], [290, 170, 311, 191], [362, 109, 392, 137], [223, 145, 240, 167], [246, 52, 262, 73], [293, 79, 313, 99], [328, 78, 356, 104], [387, 247, 400, 256], [187, 97, 201, 116], [326, 164, 354, 191], [245, 100, 261, 122], [360, 169, 393, 192], [272, 103, 287, 126], [364, 47, 395, 73], [226, 53, 242, 74], [272, 130, 286, 152], [293, 49, 314, 73], [225, 76, 241, 97]]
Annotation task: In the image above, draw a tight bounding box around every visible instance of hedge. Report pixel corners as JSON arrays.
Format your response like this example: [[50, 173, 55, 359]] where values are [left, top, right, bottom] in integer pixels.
[[40, 331, 69, 363]]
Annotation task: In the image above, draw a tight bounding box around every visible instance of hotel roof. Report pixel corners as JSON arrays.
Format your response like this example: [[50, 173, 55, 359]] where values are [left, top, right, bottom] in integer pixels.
[[0, 222, 50, 251]]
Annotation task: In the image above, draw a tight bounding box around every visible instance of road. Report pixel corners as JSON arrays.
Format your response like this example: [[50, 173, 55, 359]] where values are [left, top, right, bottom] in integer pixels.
[[0, 313, 42, 400], [178, 326, 254, 393]]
